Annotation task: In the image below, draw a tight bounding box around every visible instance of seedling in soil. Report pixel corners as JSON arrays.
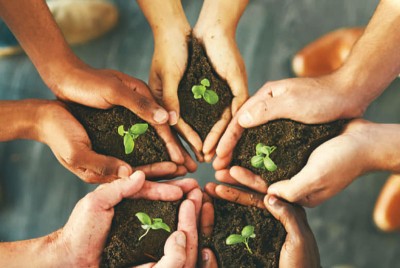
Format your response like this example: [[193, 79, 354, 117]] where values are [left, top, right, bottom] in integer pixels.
[[135, 212, 171, 241], [117, 123, 148, 154], [191, 78, 219, 105], [226, 225, 256, 254], [251, 143, 277, 172]]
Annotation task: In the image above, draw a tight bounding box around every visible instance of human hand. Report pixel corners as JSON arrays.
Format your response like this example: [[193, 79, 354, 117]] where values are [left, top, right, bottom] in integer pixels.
[[56, 171, 200, 267], [204, 183, 320, 267], [193, 12, 249, 162], [37, 100, 186, 183]]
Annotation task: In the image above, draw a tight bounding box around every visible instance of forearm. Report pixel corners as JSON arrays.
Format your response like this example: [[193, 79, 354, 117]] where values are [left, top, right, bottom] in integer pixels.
[[0, 0, 82, 82], [136, 0, 190, 37], [0, 99, 49, 141], [338, 0, 400, 107], [0, 231, 63, 268], [194, 0, 249, 37]]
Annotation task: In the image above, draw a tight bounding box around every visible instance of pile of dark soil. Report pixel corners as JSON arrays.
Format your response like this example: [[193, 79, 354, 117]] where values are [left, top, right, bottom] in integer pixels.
[[178, 35, 233, 141], [67, 103, 170, 167], [231, 119, 346, 185], [101, 199, 180, 268], [200, 199, 286, 268]]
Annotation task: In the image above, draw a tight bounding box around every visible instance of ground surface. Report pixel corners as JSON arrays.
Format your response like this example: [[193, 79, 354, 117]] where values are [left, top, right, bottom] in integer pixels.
[[1, 0, 400, 267]]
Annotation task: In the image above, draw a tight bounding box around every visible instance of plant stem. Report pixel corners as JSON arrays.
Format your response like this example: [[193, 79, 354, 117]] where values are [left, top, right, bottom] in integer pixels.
[[138, 228, 150, 241], [244, 239, 253, 254]]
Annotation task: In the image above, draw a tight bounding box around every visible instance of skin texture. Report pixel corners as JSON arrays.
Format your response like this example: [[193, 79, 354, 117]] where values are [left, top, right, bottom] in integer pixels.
[[215, 0, 400, 207], [0, 171, 202, 267], [0, 0, 197, 180], [0, 99, 193, 183], [138, 0, 249, 162], [202, 185, 320, 267]]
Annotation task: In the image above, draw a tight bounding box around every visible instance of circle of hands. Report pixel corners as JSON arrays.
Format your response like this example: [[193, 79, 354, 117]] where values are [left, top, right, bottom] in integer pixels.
[[5, 0, 399, 267]]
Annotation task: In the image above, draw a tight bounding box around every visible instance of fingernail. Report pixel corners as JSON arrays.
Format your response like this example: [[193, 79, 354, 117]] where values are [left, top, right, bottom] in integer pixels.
[[268, 195, 278, 206], [153, 109, 168, 123], [169, 111, 178, 126], [176, 231, 186, 247], [238, 111, 253, 126], [202, 250, 209, 261], [117, 166, 129, 178]]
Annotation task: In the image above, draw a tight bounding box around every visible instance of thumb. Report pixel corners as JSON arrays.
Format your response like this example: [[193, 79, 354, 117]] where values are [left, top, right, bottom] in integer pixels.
[[66, 146, 132, 183], [162, 74, 181, 126], [154, 231, 187, 268]]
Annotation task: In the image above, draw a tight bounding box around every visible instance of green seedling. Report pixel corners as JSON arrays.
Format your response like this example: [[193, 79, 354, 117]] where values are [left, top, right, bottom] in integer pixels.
[[251, 143, 277, 171], [226, 225, 256, 254], [191, 78, 219, 105], [117, 123, 148, 154], [135, 212, 171, 241]]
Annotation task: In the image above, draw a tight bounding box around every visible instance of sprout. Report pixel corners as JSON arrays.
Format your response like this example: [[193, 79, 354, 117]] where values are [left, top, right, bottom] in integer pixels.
[[251, 143, 277, 172], [226, 225, 256, 254], [191, 78, 219, 105], [117, 123, 148, 154], [135, 212, 171, 241]]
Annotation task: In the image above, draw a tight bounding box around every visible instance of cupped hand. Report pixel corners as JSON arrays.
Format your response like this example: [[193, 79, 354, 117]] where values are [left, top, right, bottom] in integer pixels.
[[193, 26, 249, 162], [58, 171, 201, 267], [203, 183, 320, 268], [37, 100, 184, 183]]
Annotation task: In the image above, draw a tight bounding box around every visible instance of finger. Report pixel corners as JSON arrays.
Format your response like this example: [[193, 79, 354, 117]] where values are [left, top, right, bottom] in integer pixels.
[[187, 188, 203, 223], [134, 162, 178, 179], [264, 195, 307, 236], [175, 119, 204, 161], [204, 148, 216, 163], [153, 231, 187, 268], [110, 70, 156, 100], [200, 202, 214, 237], [204, 183, 219, 199], [215, 116, 243, 159], [156, 165, 188, 181], [201, 248, 218, 268], [162, 74, 181, 126], [148, 65, 163, 102], [203, 108, 231, 156], [67, 145, 133, 183], [202, 192, 213, 204], [132, 180, 183, 201], [153, 124, 185, 164], [92, 171, 145, 210], [215, 184, 265, 209], [178, 138, 198, 173], [212, 154, 233, 171], [113, 84, 169, 125], [215, 169, 241, 186], [165, 178, 200, 194], [230, 166, 268, 194], [178, 200, 198, 268]]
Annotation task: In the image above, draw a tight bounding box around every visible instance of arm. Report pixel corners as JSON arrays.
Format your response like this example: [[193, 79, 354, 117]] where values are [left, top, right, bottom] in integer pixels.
[[193, 0, 249, 161], [0, 0, 169, 125]]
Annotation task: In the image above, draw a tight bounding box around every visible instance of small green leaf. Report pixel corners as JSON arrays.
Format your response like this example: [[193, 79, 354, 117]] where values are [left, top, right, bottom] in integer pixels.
[[250, 233, 256, 238], [135, 212, 152, 225], [201, 78, 210, 87], [258, 146, 271, 156], [251, 155, 264, 168], [153, 218, 162, 223], [117, 125, 125, 136], [264, 157, 277, 172], [131, 123, 148, 135], [203, 90, 219, 105], [192, 85, 206, 97], [256, 143, 265, 155], [124, 134, 135, 154], [268, 146, 277, 154], [194, 93, 203, 99], [241, 225, 255, 238], [151, 222, 171, 232], [226, 234, 245, 245]]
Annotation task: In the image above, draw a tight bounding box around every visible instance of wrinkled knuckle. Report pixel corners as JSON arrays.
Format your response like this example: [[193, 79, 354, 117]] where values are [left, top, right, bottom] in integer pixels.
[[81, 192, 98, 212], [137, 96, 151, 112]]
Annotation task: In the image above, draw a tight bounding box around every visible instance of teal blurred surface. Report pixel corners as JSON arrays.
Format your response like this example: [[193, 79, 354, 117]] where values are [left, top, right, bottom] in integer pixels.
[[1, 1, 399, 267]]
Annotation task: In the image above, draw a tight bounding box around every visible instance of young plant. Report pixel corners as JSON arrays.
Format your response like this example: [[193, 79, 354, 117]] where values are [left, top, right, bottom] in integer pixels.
[[191, 78, 219, 105], [226, 225, 256, 254], [117, 123, 148, 154], [251, 143, 277, 172], [135, 212, 171, 241]]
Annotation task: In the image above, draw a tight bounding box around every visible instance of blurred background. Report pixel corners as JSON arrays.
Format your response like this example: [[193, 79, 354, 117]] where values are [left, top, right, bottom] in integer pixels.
[[1, 0, 400, 267]]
